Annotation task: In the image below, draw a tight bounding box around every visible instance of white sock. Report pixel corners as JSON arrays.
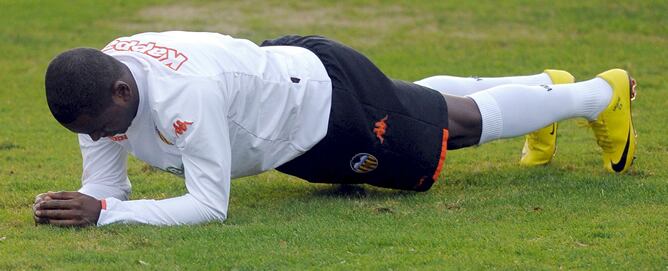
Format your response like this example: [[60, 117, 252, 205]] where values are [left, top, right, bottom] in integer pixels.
[[414, 73, 552, 96], [469, 78, 613, 144]]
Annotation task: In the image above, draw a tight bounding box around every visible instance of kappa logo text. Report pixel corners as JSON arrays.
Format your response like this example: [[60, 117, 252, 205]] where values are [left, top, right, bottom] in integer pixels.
[[102, 39, 189, 71]]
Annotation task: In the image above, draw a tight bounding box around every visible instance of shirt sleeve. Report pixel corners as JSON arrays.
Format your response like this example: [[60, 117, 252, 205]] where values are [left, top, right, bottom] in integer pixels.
[[96, 77, 231, 226], [77, 134, 131, 200]]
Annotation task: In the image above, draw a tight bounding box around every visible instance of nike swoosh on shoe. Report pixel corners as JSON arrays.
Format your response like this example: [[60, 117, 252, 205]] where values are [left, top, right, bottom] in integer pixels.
[[610, 127, 631, 172]]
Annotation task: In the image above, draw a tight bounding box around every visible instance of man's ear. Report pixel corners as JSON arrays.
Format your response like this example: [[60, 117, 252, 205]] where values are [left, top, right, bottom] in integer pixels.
[[111, 81, 131, 104]]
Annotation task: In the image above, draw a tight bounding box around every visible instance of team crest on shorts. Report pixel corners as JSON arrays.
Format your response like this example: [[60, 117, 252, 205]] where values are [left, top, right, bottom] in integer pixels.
[[350, 153, 379, 173]]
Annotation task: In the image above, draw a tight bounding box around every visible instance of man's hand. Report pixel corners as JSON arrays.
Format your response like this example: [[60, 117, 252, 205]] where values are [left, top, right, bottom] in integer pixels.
[[33, 191, 102, 227], [33, 192, 53, 225]]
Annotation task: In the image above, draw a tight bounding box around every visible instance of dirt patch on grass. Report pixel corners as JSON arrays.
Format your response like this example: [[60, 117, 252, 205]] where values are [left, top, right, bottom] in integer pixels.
[[124, 3, 246, 35], [124, 1, 561, 48], [121, 1, 423, 46], [0, 141, 20, 151]]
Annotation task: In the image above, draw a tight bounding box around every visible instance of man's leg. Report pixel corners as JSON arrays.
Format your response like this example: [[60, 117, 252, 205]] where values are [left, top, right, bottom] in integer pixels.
[[415, 70, 574, 165], [445, 76, 613, 150], [414, 72, 552, 96], [447, 69, 638, 173], [441, 94, 482, 150]]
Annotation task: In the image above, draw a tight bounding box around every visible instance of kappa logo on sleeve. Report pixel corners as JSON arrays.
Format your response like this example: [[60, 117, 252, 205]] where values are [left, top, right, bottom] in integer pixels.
[[102, 39, 189, 71], [173, 120, 193, 136]]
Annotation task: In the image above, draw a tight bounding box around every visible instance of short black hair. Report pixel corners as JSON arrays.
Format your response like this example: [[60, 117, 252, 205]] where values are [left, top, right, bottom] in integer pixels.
[[45, 48, 124, 124]]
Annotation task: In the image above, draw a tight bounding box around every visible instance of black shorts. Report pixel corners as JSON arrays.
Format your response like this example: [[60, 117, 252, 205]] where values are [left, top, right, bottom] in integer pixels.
[[262, 35, 449, 192]]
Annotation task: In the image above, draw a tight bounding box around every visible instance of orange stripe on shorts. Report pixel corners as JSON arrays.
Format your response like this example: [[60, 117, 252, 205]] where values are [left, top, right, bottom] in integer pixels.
[[432, 129, 449, 181]]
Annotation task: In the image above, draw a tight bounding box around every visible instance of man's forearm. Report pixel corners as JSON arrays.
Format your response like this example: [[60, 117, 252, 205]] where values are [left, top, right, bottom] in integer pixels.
[[97, 194, 226, 226]]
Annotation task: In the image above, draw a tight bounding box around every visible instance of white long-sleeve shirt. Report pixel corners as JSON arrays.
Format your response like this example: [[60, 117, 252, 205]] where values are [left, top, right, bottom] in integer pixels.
[[78, 31, 332, 226]]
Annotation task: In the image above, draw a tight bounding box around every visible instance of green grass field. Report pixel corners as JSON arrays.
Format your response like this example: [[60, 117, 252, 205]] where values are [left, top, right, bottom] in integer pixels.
[[1, 0, 667, 269]]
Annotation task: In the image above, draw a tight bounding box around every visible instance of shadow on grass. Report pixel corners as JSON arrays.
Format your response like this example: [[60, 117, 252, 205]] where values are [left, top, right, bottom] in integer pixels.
[[309, 183, 420, 200], [0, 141, 21, 151]]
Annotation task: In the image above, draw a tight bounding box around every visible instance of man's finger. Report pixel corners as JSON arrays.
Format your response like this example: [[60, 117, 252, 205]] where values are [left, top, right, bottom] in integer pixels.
[[46, 191, 79, 200], [34, 193, 47, 203], [35, 209, 78, 220], [34, 215, 49, 225], [36, 200, 76, 210]]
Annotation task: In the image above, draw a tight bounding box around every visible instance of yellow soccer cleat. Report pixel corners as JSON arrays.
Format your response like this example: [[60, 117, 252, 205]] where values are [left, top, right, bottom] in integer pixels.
[[590, 69, 637, 173], [520, 69, 575, 166]]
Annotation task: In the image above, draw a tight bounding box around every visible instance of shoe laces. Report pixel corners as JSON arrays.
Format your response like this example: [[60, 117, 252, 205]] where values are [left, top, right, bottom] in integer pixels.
[[526, 131, 539, 143], [526, 132, 545, 152], [590, 119, 614, 151]]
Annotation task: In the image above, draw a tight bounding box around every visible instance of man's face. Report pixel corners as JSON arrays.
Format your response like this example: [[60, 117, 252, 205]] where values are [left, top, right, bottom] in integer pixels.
[[62, 79, 138, 141], [63, 101, 134, 142]]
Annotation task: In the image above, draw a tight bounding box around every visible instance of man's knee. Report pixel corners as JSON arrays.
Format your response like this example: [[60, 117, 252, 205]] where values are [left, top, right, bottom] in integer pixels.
[[443, 95, 482, 150]]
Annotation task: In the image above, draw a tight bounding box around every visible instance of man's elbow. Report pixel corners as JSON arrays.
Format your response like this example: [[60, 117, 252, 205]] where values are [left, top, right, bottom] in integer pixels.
[[208, 208, 227, 223]]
